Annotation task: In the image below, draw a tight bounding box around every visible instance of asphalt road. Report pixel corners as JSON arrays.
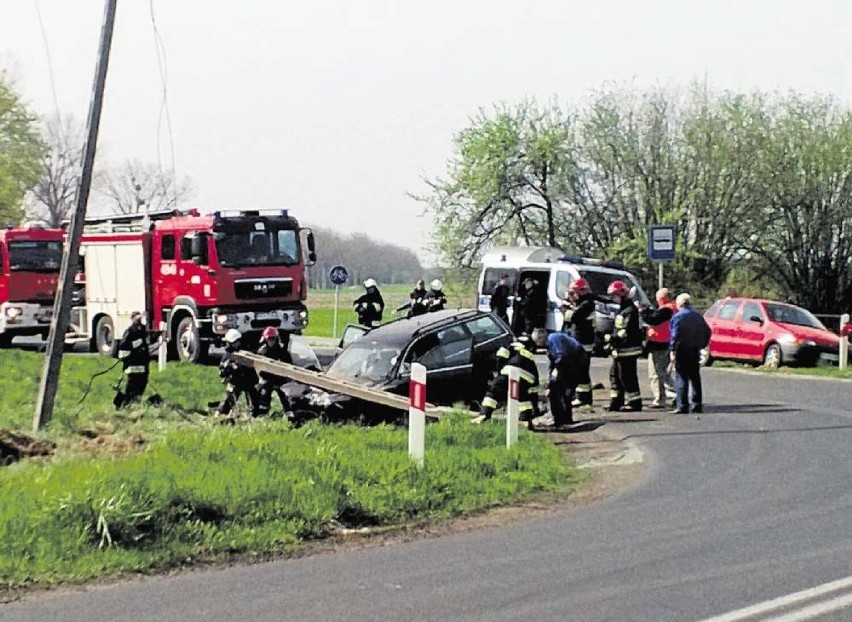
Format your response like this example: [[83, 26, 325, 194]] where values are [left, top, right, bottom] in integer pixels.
[[5, 360, 852, 621]]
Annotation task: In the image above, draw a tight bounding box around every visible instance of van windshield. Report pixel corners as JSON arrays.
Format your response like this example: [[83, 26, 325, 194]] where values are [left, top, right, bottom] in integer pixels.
[[578, 269, 650, 305]]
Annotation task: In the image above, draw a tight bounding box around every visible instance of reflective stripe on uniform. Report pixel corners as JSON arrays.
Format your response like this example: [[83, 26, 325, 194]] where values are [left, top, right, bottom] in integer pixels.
[[615, 316, 625, 329], [496, 347, 510, 359], [613, 347, 643, 358], [124, 365, 147, 374], [482, 396, 498, 408], [576, 384, 591, 392], [626, 391, 641, 401], [500, 365, 536, 385], [518, 402, 533, 412], [528, 386, 540, 394], [118, 350, 129, 359], [610, 390, 620, 398], [583, 344, 594, 353], [131, 339, 144, 349]]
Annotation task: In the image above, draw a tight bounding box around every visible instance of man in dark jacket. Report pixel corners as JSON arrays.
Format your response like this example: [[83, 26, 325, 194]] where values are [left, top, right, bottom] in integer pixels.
[[353, 278, 385, 327], [471, 337, 541, 426], [514, 277, 541, 336], [561, 277, 596, 409], [217, 329, 260, 416], [425, 279, 447, 312], [640, 287, 677, 409], [114, 311, 150, 409], [533, 328, 588, 427], [489, 274, 511, 324], [254, 326, 292, 416], [606, 280, 644, 412], [669, 293, 712, 414]]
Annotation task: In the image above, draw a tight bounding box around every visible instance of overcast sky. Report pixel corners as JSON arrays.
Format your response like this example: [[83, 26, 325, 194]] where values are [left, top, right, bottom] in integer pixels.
[[3, 0, 852, 264]]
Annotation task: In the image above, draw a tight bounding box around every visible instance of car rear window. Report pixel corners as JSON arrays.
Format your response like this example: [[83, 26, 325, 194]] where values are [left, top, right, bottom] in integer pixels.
[[717, 300, 741, 320]]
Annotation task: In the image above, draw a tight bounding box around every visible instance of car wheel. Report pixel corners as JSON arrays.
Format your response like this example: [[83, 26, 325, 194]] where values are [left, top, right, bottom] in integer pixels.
[[763, 344, 782, 368], [699, 348, 713, 367]]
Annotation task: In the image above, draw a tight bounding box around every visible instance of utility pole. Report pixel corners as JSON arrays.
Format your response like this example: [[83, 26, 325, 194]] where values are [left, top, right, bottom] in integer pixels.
[[33, 0, 118, 431]]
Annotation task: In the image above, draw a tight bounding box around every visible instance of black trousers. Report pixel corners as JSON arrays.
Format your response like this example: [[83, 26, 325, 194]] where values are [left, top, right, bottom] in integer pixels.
[[218, 382, 260, 416], [255, 379, 289, 415], [674, 347, 703, 410], [609, 355, 642, 410], [549, 366, 579, 424], [114, 371, 148, 409], [574, 349, 593, 405]]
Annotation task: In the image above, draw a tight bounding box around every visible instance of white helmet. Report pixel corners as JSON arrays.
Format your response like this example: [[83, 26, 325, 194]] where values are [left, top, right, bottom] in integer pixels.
[[430, 279, 442, 291], [223, 328, 242, 344], [363, 278, 377, 288]]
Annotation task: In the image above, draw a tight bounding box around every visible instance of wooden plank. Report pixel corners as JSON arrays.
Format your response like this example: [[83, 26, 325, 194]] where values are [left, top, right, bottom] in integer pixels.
[[233, 352, 444, 416]]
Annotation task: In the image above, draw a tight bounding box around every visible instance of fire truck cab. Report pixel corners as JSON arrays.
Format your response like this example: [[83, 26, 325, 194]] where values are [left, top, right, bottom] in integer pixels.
[[67, 209, 316, 362], [0, 226, 64, 346]]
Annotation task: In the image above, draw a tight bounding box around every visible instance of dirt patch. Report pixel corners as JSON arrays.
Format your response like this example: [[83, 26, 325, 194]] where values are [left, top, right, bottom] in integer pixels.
[[0, 428, 55, 466]]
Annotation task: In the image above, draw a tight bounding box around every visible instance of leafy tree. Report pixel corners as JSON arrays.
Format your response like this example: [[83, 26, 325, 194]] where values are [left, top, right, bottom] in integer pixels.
[[0, 72, 44, 224], [96, 159, 194, 215]]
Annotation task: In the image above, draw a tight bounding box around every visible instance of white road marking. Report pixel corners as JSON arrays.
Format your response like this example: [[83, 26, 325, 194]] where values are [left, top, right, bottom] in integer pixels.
[[698, 575, 852, 621], [770, 592, 852, 621]]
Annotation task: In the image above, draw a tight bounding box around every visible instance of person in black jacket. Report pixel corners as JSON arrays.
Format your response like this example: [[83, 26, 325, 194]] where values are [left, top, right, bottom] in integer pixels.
[[353, 278, 385, 327], [216, 329, 260, 416], [668, 293, 712, 414], [114, 311, 150, 409], [489, 274, 510, 324], [561, 277, 597, 409], [533, 328, 589, 427], [254, 326, 292, 416], [514, 277, 542, 335], [605, 280, 644, 412], [425, 279, 447, 313], [395, 280, 429, 317], [471, 337, 541, 427]]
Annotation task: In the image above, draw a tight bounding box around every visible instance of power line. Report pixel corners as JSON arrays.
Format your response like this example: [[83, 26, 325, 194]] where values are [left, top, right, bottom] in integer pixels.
[[33, 0, 62, 123], [148, 0, 179, 207]]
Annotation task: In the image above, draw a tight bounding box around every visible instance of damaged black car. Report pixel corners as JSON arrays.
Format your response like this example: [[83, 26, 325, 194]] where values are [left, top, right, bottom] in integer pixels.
[[287, 309, 514, 425]]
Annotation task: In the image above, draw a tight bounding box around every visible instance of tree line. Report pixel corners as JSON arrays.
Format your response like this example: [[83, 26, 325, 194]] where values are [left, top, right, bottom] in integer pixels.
[[416, 84, 852, 313], [306, 225, 424, 289]]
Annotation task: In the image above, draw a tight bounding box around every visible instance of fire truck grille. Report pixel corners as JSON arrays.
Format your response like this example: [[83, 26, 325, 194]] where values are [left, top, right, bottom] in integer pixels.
[[234, 278, 293, 299]]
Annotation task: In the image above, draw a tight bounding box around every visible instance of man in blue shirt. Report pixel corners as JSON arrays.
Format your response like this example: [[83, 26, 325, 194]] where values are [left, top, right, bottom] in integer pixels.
[[668, 293, 712, 414], [532, 328, 588, 427]]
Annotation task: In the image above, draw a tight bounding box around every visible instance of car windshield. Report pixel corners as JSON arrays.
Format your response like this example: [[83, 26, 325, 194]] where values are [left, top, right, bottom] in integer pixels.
[[326, 340, 402, 385], [215, 228, 299, 268], [764, 303, 826, 330], [8, 241, 63, 272]]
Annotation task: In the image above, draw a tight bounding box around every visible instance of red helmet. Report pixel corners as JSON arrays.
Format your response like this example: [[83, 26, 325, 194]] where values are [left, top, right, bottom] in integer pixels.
[[262, 326, 279, 340], [569, 278, 590, 294], [607, 280, 630, 296]]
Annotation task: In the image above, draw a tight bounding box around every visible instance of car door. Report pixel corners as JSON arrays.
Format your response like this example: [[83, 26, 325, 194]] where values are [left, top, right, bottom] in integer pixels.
[[412, 326, 474, 405], [463, 314, 513, 402], [738, 301, 765, 360], [711, 299, 742, 359]]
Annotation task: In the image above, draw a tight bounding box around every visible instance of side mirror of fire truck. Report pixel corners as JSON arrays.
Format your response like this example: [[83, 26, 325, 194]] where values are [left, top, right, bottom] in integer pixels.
[[303, 229, 317, 266], [190, 233, 209, 266]]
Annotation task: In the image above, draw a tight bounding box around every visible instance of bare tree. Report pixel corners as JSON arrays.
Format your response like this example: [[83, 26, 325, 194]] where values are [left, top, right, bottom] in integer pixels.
[[96, 159, 194, 215], [27, 115, 83, 227]]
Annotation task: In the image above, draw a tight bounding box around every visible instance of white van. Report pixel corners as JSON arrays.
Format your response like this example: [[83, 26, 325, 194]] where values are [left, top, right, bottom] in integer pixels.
[[476, 246, 650, 346]]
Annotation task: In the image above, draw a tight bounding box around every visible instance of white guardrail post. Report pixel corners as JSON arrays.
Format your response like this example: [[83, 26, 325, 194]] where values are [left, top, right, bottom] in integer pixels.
[[158, 321, 168, 372], [840, 313, 850, 370], [408, 363, 427, 467], [506, 366, 520, 449]]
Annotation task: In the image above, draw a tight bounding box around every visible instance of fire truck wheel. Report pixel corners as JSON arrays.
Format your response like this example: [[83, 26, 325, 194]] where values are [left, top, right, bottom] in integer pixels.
[[0, 334, 12, 348], [93, 316, 118, 357], [175, 316, 208, 363]]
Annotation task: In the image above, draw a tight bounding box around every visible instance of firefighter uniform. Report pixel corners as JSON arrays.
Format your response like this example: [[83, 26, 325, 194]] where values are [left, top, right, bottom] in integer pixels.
[[353, 279, 385, 327], [608, 294, 644, 412], [425, 280, 447, 313], [562, 292, 597, 407], [473, 341, 541, 425], [255, 331, 292, 416], [217, 330, 260, 416], [114, 313, 150, 409], [407, 282, 429, 317]]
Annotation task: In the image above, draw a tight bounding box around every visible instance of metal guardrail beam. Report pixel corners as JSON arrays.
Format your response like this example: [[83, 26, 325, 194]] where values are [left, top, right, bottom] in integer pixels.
[[233, 352, 445, 416]]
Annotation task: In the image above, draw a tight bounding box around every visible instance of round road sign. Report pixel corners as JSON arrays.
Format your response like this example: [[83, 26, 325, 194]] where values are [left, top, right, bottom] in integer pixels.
[[329, 265, 349, 286]]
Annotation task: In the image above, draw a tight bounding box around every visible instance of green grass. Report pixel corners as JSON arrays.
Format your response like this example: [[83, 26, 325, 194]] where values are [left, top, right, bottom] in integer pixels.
[[712, 359, 852, 379], [0, 351, 581, 587]]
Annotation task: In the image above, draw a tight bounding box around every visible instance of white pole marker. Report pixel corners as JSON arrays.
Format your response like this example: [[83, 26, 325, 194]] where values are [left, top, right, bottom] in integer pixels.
[[840, 313, 849, 369], [408, 362, 427, 467], [158, 320, 167, 372], [506, 366, 520, 448]]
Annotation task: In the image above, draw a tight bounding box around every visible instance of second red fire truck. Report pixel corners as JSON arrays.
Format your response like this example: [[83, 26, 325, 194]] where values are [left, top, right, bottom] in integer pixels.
[[66, 208, 316, 362]]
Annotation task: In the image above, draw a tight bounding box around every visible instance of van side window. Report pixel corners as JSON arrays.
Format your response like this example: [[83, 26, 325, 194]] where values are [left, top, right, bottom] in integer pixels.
[[554, 271, 573, 299], [161, 235, 176, 261], [483, 268, 518, 294]]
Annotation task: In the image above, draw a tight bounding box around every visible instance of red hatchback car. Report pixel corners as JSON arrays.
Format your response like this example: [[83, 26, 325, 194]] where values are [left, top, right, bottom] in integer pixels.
[[703, 297, 841, 367]]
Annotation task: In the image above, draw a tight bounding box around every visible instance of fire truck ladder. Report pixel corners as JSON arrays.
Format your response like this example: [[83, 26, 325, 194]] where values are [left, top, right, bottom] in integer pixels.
[[67, 209, 200, 234]]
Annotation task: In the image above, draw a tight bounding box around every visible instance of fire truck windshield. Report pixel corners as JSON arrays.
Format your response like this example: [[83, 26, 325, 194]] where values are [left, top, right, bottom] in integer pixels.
[[215, 229, 300, 268], [8, 240, 63, 272]]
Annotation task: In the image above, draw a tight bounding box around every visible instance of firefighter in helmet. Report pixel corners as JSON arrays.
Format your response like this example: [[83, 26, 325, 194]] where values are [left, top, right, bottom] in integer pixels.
[[471, 335, 541, 427], [425, 279, 447, 313], [114, 311, 150, 409], [353, 278, 385, 327], [561, 277, 596, 410], [605, 280, 644, 412], [216, 329, 260, 416], [254, 326, 292, 416], [395, 279, 429, 317]]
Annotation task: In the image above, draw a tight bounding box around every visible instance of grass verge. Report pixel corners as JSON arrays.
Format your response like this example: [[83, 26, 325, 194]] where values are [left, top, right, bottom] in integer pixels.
[[712, 360, 852, 379], [0, 351, 581, 588]]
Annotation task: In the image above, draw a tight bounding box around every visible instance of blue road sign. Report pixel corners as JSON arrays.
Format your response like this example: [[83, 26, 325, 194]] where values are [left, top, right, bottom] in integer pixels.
[[648, 225, 676, 261], [329, 265, 349, 286]]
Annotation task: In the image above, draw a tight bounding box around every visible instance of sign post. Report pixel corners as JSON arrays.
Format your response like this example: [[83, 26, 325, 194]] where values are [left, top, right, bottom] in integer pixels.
[[648, 225, 676, 289], [408, 363, 427, 467], [506, 366, 520, 448], [328, 265, 349, 340], [840, 313, 850, 370], [158, 321, 168, 372]]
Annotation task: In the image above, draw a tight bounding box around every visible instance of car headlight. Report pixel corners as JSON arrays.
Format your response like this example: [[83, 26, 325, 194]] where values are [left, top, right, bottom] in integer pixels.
[[802, 339, 816, 347], [777, 334, 797, 345]]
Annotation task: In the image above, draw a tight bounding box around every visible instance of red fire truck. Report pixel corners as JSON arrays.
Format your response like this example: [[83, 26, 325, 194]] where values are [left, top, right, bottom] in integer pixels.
[[0, 226, 65, 347], [66, 209, 316, 362]]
